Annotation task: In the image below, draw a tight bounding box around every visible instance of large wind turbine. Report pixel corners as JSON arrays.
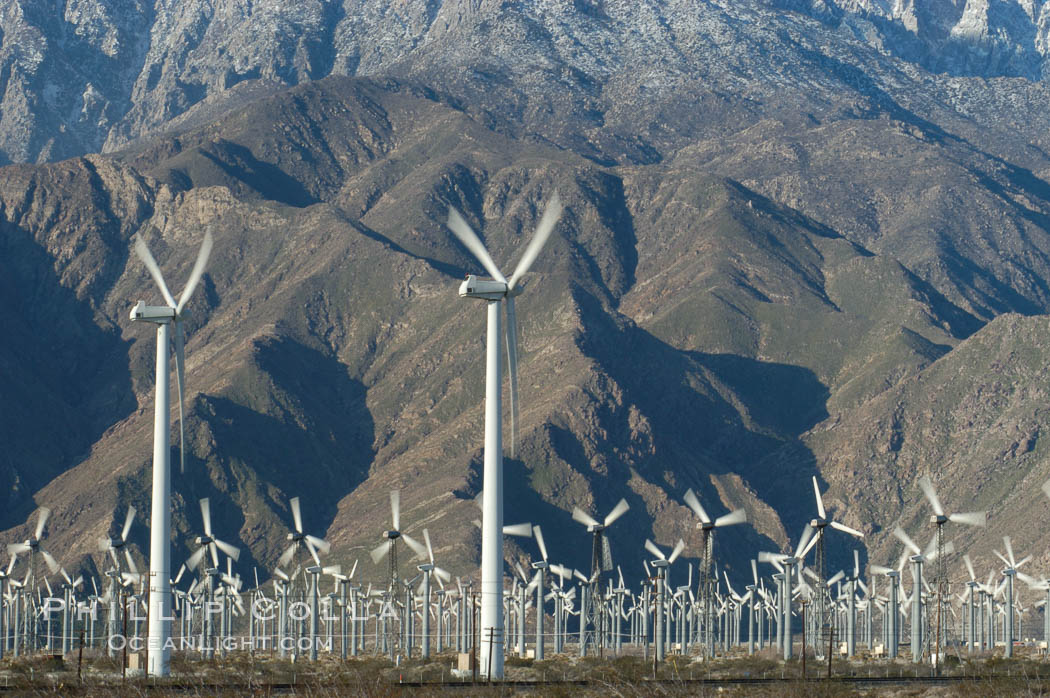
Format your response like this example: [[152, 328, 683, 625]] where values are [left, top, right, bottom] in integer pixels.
[[130, 228, 213, 677], [445, 193, 563, 679]]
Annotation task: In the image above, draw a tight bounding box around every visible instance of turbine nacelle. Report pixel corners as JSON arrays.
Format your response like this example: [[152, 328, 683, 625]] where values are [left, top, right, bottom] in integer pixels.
[[385, 530, 401, 540], [930, 514, 948, 525], [459, 275, 510, 300], [810, 518, 828, 529], [129, 301, 176, 323]]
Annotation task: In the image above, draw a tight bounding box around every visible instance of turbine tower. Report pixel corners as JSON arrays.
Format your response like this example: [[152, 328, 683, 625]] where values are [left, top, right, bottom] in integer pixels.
[[808, 476, 863, 650], [571, 497, 629, 655], [445, 193, 563, 679], [682, 487, 746, 658], [916, 474, 985, 666], [130, 228, 213, 676]]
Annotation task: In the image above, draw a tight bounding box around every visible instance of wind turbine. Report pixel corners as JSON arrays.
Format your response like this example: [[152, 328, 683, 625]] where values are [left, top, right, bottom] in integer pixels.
[[644, 538, 685, 662], [277, 496, 333, 572], [808, 476, 863, 653], [445, 192, 563, 678], [993, 536, 1031, 658], [7, 508, 59, 653], [572, 497, 629, 655], [916, 474, 985, 668], [682, 487, 746, 657], [130, 227, 212, 676], [370, 490, 426, 590]]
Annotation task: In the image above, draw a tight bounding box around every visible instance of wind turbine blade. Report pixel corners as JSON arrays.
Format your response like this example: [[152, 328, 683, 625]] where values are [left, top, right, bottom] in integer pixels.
[[827, 570, 845, 587], [305, 539, 321, 566], [502, 522, 533, 537], [505, 296, 520, 459], [1004, 536, 1017, 568], [950, 511, 986, 527], [1043, 478, 1050, 501], [305, 535, 331, 555], [121, 507, 136, 542], [290, 496, 303, 534], [446, 207, 506, 283], [134, 234, 177, 308], [40, 550, 60, 574], [644, 539, 666, 561], [683, 488, 711, 524], [213, 538, 240, 562], [870, 564, 895, 576], [7, 543, 29, 556], [533, 525, 549, 562], [174, 320, 186, 474], [812, 476, 826, 520], [892, 526, 921, 556], [794, 524, 815, 560], [751, 559, 759, 586], [274, 567, 290, 582], [829, 520, 864, 539], [507, 192, 562, 291], [917, 475, 944, 516], [390, 490, 400, 532], [175, 228, 213, 314], [209, 543, 219, 569], [200, 498, 212, 537], [668, 539, 686, 564], [278, 543, 296, 569], [35, 507, 51, 542], [401, 533, 428, 560], [423, 529, 435, 564], [604, 499, 630, 527], [715, 509, 747, 527], [964, 554, 976, 581], [853, 549, 860, 578], [993, 549, 1011, 569], [800, 530, 820, 559], [174, 564, 186, 586], [349, 559, 358, 580], [125, 549, 140, 576], [571, 507, 599, 528]]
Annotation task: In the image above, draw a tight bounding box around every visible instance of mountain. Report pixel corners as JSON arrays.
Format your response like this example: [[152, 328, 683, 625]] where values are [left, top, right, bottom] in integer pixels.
[[4, 1, 1050, 587]]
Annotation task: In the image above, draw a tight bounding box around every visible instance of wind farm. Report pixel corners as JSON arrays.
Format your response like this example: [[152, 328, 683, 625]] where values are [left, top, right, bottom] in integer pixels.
[[9, 1, 1050, 694], [2, 191, 1050, 694]]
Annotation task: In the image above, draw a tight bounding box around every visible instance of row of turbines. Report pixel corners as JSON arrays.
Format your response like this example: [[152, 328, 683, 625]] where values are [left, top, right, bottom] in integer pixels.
[[2, 472, 1047, 674], [5, 194, 1045, 679]]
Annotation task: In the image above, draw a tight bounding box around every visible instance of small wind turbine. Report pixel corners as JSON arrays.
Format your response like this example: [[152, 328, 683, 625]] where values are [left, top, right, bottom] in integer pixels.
[[370, 490, 426, 590], [682, 487, 745, 657], [277, 496, 333, 571], [130, 228, 212, 676], [916, 474, 985, 668], [993, 535, 1031, 658], [644, 538, 685, 662], [445, 193, 563, 679]]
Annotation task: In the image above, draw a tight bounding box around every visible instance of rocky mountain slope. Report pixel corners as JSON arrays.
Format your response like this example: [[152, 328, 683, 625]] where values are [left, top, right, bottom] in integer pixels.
[[4, 1, 1050, 589]]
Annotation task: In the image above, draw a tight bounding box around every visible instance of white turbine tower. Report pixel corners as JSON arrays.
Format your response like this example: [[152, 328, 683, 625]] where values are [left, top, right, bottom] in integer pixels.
[[445, 193, 563, 679], [130, 228, 213, 676]]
